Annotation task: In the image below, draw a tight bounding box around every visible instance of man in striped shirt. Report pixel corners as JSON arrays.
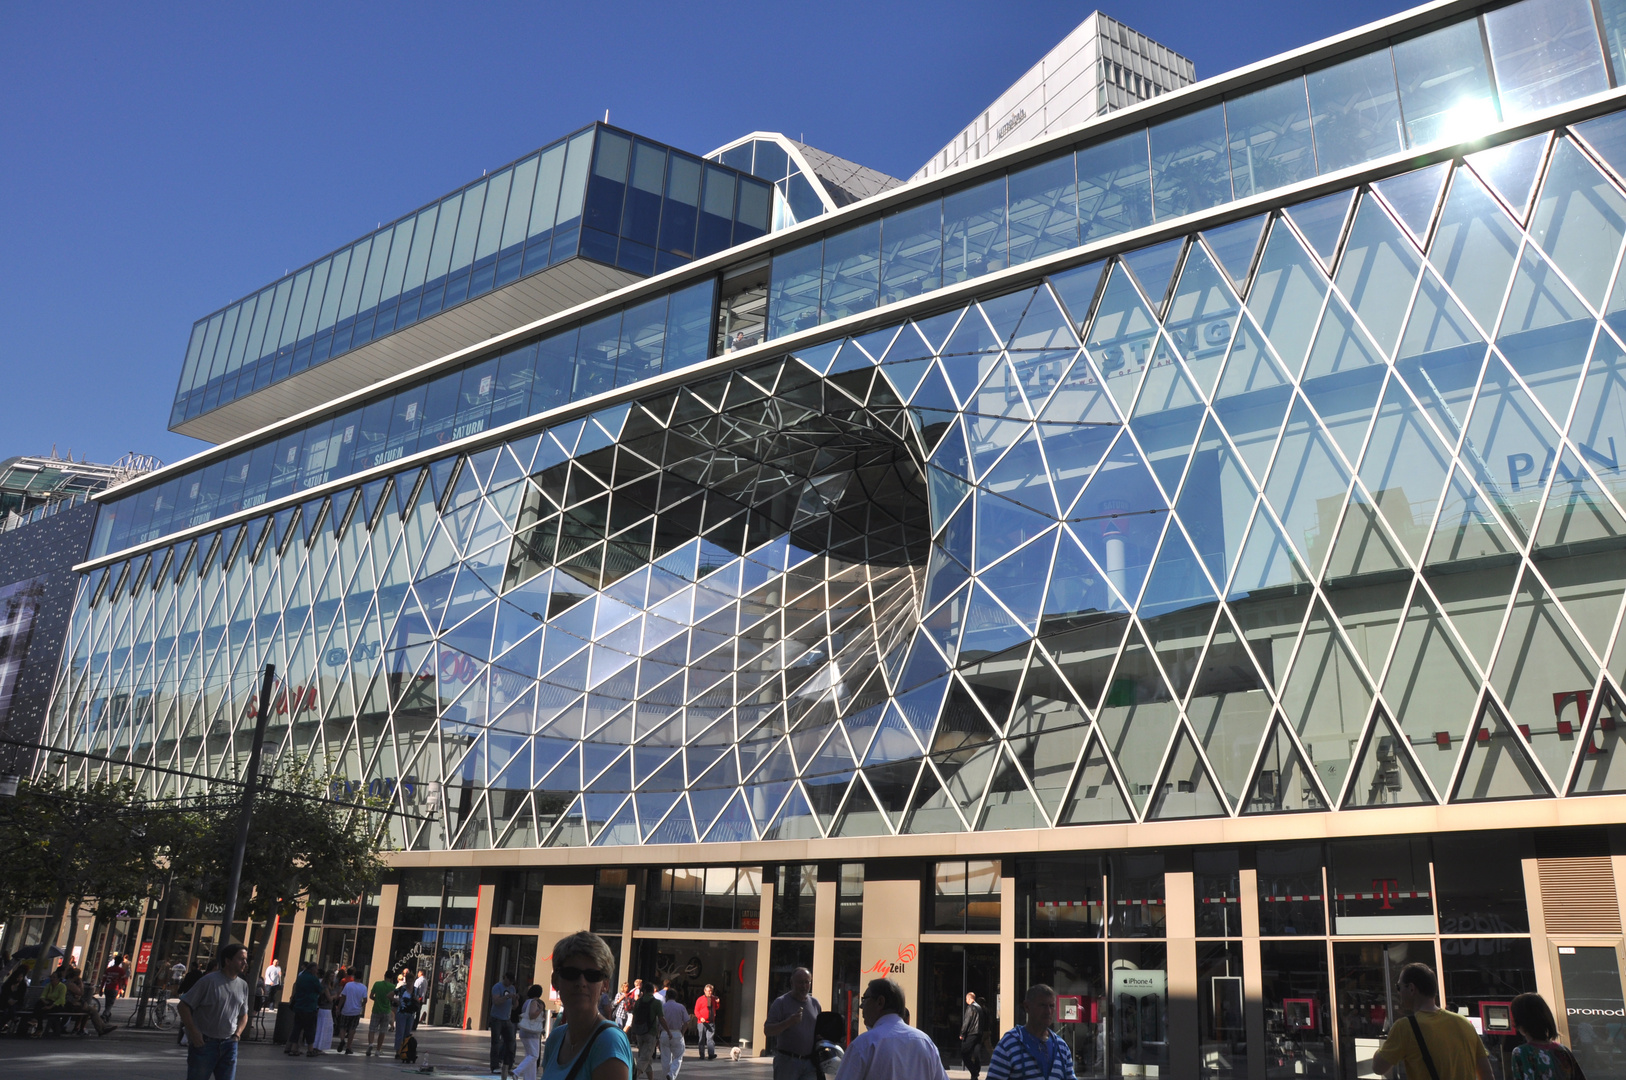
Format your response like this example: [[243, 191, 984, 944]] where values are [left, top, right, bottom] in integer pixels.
[[986, 985, 1074, 1080]]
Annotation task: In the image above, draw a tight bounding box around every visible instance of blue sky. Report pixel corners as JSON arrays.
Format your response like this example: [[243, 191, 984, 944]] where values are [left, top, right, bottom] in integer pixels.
[[0, 0, 1408, 467]]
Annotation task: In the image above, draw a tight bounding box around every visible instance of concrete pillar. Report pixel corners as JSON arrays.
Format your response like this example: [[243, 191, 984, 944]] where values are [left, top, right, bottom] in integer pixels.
[[1165, 869, 1198, 1079], [538, 882, 595, 994], [747, 877, 775, 1055], [813, 874, 837, 1009], [1238, 868, 1265, 1080], [999, 870, 1017, 1035], [465, 881, 497, 1029], [859, 878, 920, 1033], [1523, 858, 1561, 1039], [618, 882, 637, 991], [369, 882, 399, 989]]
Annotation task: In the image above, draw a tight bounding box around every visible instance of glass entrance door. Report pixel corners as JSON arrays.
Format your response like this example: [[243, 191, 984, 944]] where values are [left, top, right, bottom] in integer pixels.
[[918, 943, 1000, 1068], [1332, 940, 1437, 1078], [1554, 943, 1626, 1077]]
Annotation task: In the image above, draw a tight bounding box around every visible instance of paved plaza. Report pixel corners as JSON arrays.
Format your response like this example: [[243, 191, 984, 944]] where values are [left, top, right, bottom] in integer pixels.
[[0, 1000, 784, 1080]]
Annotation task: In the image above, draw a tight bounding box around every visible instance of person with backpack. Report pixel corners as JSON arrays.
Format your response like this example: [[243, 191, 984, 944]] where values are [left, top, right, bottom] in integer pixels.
[[1509, 993, 1587, 1079], [629, 978, 662, 1080], [1371, 963, 1492, 1080], [393, 972, 420, 1057]]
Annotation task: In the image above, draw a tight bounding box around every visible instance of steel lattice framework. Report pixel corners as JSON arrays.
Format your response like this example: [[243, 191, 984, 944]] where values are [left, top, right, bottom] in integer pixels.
[[41, 113, 1626, 849]]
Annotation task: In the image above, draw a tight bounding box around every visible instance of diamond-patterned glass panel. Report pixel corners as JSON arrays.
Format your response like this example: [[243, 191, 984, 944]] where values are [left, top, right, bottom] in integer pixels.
[[43, 118, 1626, 846]]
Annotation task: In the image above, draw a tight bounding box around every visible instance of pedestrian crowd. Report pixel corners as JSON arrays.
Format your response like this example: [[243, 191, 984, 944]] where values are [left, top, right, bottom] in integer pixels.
[[0, 936, 1594, 1080]]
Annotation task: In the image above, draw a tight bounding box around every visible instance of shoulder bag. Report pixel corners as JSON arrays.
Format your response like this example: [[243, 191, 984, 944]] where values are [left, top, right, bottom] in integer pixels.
[[1405, 1015, 1440, 1080], [519, 999, 548, 1035]]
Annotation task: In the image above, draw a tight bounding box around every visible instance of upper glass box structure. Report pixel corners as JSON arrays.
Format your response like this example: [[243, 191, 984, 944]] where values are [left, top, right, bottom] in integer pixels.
[[169, 124, 772, 431]]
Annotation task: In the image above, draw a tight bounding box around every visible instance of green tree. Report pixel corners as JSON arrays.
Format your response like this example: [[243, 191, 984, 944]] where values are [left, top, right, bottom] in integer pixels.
[[176, 763, 390, 977], [0, 776, 166, 970]]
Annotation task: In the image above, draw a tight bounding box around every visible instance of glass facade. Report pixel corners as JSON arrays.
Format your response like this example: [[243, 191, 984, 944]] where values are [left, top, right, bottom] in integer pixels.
[[56, 101, 1626, 844], [170, 124, 769, 428], [762, 0, 1626, 344], [101, 277, 716, 558]]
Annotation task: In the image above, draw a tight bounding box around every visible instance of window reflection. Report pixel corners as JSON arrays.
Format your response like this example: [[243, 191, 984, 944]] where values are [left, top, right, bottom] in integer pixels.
[[1485, 0, 1609, 121], [110, 277, 718, 556]]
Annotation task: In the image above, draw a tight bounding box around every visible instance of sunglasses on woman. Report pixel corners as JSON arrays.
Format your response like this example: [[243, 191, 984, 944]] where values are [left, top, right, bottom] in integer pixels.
[[555, 966, 608, 984]]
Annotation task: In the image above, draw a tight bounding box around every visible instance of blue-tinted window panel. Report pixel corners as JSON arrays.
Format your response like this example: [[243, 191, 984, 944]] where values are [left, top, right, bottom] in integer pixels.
[[664, 279, 716, 372], [768, 240, 824, 339], [1484, 0, 1608, 121], [580, 228, 621, 265], [1226, 78, 1317, 199], [616, 296, 670, 389], [821, 219, 881, 323], [621, 140, 666, 248], [533, 328, 579, 413], [454, 356, 501, 440], [1008, 154, 1079, 266], [576, 313, 625, 398], [697, 167, 737, 257], [735, 177, 772, 244], [1393, 18, 1500, 147], [786, 172, 825, 223], [1307, 46, 1405, 173], [387, 382, 429, 462], [419, 369, 464, 454], [943, 175, 1008, 286], [661, 155, 702, 258], [754, 141, 789, 182], [880, 199, 943, 305], [586, 130, 631, 236], [1077, 128, 1153, 243], [1151, 103, 1233, 219]]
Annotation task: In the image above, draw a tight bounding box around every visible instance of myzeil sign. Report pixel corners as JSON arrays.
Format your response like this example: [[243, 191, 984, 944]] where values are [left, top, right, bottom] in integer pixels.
[[867, 944, 917, 976]]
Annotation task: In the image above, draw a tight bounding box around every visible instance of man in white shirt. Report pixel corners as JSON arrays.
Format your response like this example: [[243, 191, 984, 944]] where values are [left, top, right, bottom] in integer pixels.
[[337, 973, 370, 1054], [262, 959, 282, 1010], [834, 978, 948, 1080], [658, 979, 689, 1080]]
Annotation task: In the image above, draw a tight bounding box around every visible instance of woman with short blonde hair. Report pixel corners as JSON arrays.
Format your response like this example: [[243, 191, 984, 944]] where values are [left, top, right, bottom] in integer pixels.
[[539, 932, 631, 1080]]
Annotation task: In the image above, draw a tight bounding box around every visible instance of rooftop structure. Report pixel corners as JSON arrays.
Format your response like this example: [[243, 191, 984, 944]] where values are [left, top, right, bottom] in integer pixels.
[[710, 133, 905, 229], [913, 11, 1195, 182], [0, 451, 158, 532]]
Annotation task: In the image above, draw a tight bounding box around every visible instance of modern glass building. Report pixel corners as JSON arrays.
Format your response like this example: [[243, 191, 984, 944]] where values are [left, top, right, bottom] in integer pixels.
[[36, 0, 1626, 1075]]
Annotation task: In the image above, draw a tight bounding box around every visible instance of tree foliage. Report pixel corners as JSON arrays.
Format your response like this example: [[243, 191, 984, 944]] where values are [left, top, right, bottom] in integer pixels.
[[0, 776, 171, 961], [197, 762, 391, 924], [0, 764, 390, 967]]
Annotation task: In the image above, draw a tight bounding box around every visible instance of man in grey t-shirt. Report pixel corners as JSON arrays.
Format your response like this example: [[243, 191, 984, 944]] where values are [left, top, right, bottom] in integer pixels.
[[764, 967, 820, 1080], [179, 943, 250, 1080]]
